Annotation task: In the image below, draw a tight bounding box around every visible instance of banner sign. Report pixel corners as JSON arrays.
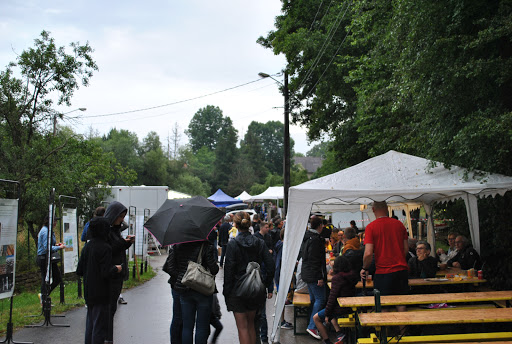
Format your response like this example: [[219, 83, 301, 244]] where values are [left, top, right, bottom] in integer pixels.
[[0, 199, 18, 299], [62, 207, 79, 273]]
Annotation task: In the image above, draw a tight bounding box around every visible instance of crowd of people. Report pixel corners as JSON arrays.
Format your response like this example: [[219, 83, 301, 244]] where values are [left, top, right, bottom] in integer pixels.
[[37, 199, 483, 344]]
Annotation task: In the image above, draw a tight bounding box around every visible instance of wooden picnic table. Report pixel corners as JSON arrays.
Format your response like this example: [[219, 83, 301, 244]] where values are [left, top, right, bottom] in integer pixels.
[[436, 266, 464, 277], [338, 290, 512, 310], [356, 277, 486, 289], [358, 307, 512, 327]]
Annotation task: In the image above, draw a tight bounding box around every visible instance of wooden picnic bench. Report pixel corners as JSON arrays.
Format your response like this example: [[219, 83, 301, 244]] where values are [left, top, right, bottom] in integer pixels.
[[357, 308, 512, 344], [292, 292, 311, 335], [358, 332, 512, 344], [356, 277, 486, 289], [338, 290, 512, 310]]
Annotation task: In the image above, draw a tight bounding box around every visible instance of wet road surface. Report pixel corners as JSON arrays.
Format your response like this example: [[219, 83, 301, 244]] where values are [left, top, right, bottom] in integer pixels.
[[12, 254, 320, 344]]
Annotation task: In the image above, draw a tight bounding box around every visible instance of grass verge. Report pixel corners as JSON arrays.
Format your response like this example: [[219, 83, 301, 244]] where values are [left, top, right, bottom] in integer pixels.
[[0, 261, 156, 335]]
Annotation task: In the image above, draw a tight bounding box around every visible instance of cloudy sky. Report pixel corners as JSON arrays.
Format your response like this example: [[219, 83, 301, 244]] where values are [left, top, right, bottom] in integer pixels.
[[1, 0, 318, 154]]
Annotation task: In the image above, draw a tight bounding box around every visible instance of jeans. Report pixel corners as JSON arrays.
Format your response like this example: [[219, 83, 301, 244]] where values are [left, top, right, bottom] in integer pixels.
[[85, 303, 109, 344], [171, 289, 182, 344], [180, 290, 213, 344], [258, 301, 268, 341], [107, 279, 123, 341], [219, 245, 227, 266], [307, 283, 326, 330], [210, 315, 223, 343], [37, 256, 62, 298]]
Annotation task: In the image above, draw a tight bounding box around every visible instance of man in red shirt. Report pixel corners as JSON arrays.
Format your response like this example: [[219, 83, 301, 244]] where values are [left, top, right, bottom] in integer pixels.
[[360, 201, 409, 311]]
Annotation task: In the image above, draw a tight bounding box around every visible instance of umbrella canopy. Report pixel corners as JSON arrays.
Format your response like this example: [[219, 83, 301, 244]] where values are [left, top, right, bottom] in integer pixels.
[[144, 196, 225, 246]]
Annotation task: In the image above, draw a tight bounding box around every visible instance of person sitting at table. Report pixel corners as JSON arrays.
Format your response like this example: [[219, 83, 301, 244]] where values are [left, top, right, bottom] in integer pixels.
[[332, 229, 344, 257], [342, 227, 363, 273], [447, 235, 482, 270], [408, 241, 438, 278], [313, 256, 358, 344], [406, 238, 418, 262], [437, 232, 459, 266]]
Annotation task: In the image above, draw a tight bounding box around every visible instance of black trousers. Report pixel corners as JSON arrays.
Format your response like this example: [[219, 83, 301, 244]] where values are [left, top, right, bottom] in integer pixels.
[[85, 303, 110, 344], [107, 279, 124, 341], [37, 255, 62, 298]]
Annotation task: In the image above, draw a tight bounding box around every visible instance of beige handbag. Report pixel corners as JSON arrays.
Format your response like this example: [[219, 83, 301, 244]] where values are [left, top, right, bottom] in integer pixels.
[[181, 243, 215, 296]]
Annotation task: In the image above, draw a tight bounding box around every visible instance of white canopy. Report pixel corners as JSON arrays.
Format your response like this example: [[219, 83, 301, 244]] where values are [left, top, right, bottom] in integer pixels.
[[235, 191, 252, 201], [247, 186, 283, 202], [271, 150, 512, 341]]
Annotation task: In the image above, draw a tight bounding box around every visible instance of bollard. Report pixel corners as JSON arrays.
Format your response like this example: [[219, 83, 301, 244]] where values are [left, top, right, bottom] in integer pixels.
[[145, 259, 148, 272], [140, 262, 144, 276], [132, 264, 136, 279]]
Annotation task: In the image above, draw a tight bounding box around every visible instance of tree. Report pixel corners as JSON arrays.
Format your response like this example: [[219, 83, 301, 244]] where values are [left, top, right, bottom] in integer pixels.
[[0, 31, 109, 240], [244, 121, 295, 175], [100, 129, 142, 183], [212, 117, 238, 193], [185, 105, 225, 152]]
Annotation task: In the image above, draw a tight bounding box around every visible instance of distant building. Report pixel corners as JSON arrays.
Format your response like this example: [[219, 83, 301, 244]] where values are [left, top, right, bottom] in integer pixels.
[[294, 156, 323, 177]]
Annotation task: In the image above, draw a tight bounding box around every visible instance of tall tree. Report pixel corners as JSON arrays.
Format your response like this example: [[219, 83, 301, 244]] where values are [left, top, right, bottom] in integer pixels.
[[100, 128, 142, 183], [212, 117, 238, 193], [0, 31, 110, 240], [185, 105, 225, 152]]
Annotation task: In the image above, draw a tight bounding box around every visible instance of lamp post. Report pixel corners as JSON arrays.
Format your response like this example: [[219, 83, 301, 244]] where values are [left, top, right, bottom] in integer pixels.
[[258, 72, 290, 217], [53, 108, 86, 136]]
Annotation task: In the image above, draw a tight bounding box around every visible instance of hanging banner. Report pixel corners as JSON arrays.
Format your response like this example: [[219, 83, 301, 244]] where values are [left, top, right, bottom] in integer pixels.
[[0, 199, 18, 299], [62, 207, 78, 273]]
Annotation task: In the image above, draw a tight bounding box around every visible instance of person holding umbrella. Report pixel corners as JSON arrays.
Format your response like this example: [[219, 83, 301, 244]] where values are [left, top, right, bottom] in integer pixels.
[[223, 211, 275, 344], [103, 201, 134, 344], [144, 196, 225, 344], [166, 239, 219, 344]]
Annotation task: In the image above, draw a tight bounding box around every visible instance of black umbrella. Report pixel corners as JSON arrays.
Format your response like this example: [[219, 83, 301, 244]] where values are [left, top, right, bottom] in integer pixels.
[[144, 196, 225, 246]]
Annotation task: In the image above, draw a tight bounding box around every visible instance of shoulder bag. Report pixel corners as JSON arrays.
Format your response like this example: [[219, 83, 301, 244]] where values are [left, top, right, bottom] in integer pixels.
[[181, 243, 215, 296]]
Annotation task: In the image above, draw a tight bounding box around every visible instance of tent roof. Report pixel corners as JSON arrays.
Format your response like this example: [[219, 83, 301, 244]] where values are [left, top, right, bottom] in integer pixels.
[[292, 150, 512, 210], [235, 191, 252, 201], [168, 190, 191, 199], [247, 186, 284, 202], [207, 189, 239, 207]]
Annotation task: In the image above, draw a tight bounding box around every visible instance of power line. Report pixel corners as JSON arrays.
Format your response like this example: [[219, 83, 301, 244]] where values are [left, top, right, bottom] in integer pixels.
[[71, 78, 264, 119]]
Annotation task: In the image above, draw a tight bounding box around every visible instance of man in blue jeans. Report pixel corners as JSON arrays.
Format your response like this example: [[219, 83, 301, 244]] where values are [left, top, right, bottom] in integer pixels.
[[299, 215, 327, 339]]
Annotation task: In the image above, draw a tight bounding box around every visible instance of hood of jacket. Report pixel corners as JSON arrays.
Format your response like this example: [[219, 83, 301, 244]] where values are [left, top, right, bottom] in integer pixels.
[[235, 231, 260, 249], [104, 201, 127, 226], [303, 228, 321, 243], [343, 237, 361, 254], [89, 217, 110, 240]]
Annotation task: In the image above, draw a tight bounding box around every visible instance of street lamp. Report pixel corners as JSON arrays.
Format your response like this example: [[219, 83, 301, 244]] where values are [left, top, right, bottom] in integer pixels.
[[259, 71, 291, 218], [53, 108, 87, 136]]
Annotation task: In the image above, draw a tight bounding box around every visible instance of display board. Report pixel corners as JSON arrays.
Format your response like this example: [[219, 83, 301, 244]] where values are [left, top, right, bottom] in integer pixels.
[[0, 199, 18, 299], [62, 207, 79, 273]]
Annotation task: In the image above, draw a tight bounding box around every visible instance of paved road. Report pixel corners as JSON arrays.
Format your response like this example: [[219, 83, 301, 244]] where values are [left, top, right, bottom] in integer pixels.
[[12, 254, 318, 344]]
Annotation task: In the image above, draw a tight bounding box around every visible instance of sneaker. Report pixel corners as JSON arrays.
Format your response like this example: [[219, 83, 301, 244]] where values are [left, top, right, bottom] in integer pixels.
[[334, 333, 346, 344], [280, 321, 293, 330], [118, 297, 127, 304], [307, 328, 321, 340]]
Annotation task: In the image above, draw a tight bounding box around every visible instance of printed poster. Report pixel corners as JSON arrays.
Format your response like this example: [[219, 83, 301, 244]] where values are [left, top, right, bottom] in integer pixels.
[[62, 207, 78, 273], [0, 199, 18, 299]]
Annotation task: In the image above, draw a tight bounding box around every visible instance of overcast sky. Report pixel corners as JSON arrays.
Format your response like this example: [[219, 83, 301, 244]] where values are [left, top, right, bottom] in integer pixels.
[[1, 0, 318, 154]]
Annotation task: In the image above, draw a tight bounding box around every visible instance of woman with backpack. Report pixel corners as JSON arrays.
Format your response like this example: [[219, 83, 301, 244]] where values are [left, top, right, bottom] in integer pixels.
[[223, 211, 275, 344]]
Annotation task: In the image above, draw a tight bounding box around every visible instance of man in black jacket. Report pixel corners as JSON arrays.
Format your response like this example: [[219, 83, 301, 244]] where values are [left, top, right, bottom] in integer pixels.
[[408, 241, 438, 278], [300, 215, 327, 340], [448, 235, 482, 270], [77, 217, 122, 344], [218, 215, 232, 267]]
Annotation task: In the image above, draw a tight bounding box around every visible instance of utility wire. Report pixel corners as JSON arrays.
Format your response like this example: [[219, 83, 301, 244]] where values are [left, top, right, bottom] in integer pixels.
[[72, 78, 264, 119]]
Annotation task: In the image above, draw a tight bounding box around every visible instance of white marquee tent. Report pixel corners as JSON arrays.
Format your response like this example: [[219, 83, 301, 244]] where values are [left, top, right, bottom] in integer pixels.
[[235, 191, 252, 201], [271, 150, 512, 340], [247, 186, 284, 202]]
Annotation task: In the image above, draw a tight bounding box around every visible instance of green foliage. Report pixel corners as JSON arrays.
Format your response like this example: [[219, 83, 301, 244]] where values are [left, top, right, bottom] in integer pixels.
[[212, 117, 238, 193], [185, 105, 226, 152]]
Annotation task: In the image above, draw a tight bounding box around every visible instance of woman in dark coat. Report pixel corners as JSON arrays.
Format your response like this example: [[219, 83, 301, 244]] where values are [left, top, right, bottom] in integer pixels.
[[167, 240, 219, 344], [103, 201, 133, 344], [77, 217, 122, 344], [223, 211, 274, 344]]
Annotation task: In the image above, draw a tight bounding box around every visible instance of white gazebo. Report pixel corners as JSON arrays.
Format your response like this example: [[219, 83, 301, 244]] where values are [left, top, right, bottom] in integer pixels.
[[271, 150, 512, 341]]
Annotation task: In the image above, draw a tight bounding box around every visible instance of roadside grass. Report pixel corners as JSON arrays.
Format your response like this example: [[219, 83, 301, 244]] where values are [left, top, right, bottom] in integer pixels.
[[0, 261, 155, 335]]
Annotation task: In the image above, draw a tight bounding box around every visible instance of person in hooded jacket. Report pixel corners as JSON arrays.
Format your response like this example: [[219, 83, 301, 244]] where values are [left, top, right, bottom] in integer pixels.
[[77, 217, 122, 344], [103, 201, 134, 344], [166, 238, 219, 344], [223, 211, 274, 344]]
